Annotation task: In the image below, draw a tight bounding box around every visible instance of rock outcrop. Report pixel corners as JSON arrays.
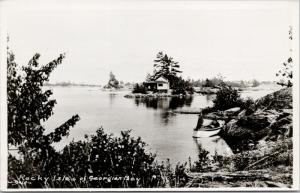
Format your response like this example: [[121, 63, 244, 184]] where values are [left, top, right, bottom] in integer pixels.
[[220, 88, 292, 151], [255, 88, 292, 110]]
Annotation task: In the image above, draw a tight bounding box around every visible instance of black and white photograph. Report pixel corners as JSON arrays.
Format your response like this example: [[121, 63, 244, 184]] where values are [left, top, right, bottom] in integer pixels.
[[0, 0, 299, 190]]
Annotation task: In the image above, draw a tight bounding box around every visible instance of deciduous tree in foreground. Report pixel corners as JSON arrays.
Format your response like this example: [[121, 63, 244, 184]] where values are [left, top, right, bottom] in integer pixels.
[[7, 49, 80, 185]]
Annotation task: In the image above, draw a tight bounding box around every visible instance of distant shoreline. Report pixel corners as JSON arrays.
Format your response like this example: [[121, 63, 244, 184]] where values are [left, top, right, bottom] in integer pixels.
[[44, 82, 101, 87]]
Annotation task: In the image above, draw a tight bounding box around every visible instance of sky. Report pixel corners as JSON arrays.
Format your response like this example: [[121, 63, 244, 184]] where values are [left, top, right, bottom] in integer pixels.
[[2, 0, 298, 85]]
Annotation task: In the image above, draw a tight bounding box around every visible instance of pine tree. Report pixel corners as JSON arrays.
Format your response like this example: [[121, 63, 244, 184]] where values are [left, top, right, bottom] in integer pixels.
[[152, 51, 182, 80], [145, 72, 152, 82], [151, 51, 183, 89]]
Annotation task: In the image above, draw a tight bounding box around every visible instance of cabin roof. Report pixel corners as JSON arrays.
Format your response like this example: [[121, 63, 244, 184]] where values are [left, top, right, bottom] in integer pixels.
[[145, 76, 169, 84], [145, 81, 168, 84]]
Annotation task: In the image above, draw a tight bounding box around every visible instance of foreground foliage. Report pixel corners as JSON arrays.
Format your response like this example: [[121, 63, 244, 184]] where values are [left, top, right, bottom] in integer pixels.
[[192, 138, 292, 173], [276, 26, 293, 88], [7, 51, 80, 148], [7, 50, 80, 188], [58, 128, 158, 188], [8, 128, 191, 188]]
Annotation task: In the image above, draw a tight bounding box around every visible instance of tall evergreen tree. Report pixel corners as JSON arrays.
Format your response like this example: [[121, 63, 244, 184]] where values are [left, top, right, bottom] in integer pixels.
[[152, 51, 182, 80], [145, 72, 152, 82], [150, 51, 183, 89]]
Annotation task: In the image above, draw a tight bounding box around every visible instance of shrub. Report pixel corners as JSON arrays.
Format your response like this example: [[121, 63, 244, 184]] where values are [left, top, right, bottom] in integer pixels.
[[213, 83, 257, 112], [57, 128, 159, 188], [230, 139, 293, 171], [194, 145, 211, 172], [213, 83, 242, 110], [154, 160, 189, 188], [9, 128, 164, 188], [258, 139, 293, 168], [174, 162, 189, 187], [212, 151, 232, 170], [132, 83, 148, 94], [171, 77, 194, 95], [239, 97, 256, 115], [171, 88, 186, 95], [232, 151, 252, 171], [203, 77, 223, 88]]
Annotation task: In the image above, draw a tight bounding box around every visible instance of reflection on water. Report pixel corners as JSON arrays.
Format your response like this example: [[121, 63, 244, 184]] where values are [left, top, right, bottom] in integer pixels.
[[109, 93, 117, 105], [193, 136, 233, 157], [134, 96, 193, 110], [159, 111, 175, 125], [132, 96, 233, 157], [134, 96, 194, 124], [44, 85, 278, 163]]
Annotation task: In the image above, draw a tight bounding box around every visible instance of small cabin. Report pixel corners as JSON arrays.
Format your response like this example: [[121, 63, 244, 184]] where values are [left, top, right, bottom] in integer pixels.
[[144, 77, 170, 93]]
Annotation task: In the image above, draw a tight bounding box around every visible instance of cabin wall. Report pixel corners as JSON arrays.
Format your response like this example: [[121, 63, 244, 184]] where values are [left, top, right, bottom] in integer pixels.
[[145, 83, 157, 90], [157, 83, 169, 90]]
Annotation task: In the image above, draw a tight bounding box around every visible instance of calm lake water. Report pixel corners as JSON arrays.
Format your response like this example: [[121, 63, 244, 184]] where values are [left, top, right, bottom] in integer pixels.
[[43, 84, 281, 164]]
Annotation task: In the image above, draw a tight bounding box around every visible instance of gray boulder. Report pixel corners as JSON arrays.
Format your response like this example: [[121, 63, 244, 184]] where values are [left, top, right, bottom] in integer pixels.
[[221, 88, 293, 145]]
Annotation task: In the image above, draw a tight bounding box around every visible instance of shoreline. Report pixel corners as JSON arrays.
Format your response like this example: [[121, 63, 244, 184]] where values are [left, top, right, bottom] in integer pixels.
[[124, 93, 193, 98]]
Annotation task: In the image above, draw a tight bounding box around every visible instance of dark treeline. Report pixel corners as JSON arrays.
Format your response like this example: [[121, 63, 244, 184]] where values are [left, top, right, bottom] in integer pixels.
[[45, 81, 101, 87], [189, 77, 266, 88]]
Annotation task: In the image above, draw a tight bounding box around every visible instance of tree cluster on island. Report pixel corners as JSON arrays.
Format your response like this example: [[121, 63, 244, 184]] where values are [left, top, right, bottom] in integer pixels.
[[132, 51, 263, 95], [103, 71, 123, 89], [133, 51, 194, 95], [190, 76, 261, 89]]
